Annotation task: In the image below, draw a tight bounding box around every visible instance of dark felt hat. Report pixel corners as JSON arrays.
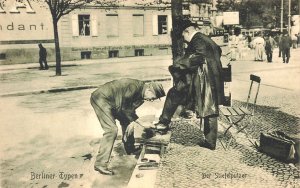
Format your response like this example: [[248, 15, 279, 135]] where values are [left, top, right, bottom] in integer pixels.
[[148, 82, 165, 99], [179, 19, 198, 34]]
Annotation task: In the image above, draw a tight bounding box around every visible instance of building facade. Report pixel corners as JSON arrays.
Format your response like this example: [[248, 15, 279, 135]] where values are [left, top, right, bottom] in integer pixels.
[[59, 4, 172, 61], [0, 0, 219, 65], [0, 1, 54, 64], [0, 1, 172, 65]]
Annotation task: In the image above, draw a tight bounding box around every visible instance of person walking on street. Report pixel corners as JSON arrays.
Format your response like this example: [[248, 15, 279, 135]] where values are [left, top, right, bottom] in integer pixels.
[[278, 33, 283, 57], [38, 43, 48, 70], [246, 33, 252, 48], [281, 30, 292, 63], [90, 78, 165, 175], [155, 21, 225, 150], [251, 33, 265, 61], [292, 33, 297, 49], [265, 34, 277, 63], [228, 28, 243, 61], [297, 33, 300, 48]]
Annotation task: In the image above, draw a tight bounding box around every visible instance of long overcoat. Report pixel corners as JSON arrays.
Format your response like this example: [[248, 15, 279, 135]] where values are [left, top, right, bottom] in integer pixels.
[[171, 32, 225, 117]]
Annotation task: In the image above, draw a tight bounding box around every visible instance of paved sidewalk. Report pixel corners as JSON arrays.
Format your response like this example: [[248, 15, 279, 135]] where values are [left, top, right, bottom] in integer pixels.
[[0, 55, 172, 97]]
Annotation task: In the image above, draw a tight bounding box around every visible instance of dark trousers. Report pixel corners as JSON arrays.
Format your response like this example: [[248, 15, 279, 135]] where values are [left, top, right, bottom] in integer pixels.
[[278, 48, 282, 57], [90, 96, 134, 168], [282, 48, 290, 63], [159, 87, 218, 147], [39, 57, 48, 69], [266, 51, 273, 62]]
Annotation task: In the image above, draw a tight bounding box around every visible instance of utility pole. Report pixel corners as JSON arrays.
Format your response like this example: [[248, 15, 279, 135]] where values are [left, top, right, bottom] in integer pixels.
[[288, 0, 291, 35], [281, 0, 283, 32], [299, 0, 300, 34]]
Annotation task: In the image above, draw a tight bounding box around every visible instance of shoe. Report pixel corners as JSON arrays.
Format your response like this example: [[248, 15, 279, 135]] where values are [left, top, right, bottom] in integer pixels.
[[155, 123, 169, 131], [154, 122, 169, 135], [125, 145, 142, 155], [94, 166, 114, 175], [198, 141, 216, 150], [180, 110, 194, 119]]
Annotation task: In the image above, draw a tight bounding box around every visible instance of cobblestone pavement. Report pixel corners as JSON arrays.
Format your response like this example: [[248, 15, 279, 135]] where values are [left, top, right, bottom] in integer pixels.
[[155, 88, 300, 188], [155, 118, 299, 188]]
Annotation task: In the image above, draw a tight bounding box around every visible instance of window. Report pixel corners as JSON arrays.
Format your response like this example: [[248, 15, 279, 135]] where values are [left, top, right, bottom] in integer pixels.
[[109, 50, 119, 58], [135, 49, 144, 56], [106, 14, 118, 37], [158, 15, 168, 35], [79, 15, 90, 36], [0, 53, 6, 60], [133, 15, 144, 36], [81, 51, 91, 59], [182, 4, 190, 11], [153, 15, 172, 35]]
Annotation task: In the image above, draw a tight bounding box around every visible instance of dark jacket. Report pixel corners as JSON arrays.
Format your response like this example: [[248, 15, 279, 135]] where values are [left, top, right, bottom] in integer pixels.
[[280, 35, 292, 49], [91, 78, 145, 123], [170, 32, 225, 117], [39, 46, 47, 59]]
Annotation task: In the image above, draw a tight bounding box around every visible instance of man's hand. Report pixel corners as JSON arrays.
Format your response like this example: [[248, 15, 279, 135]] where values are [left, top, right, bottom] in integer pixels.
[[124, 122, 135, 142]]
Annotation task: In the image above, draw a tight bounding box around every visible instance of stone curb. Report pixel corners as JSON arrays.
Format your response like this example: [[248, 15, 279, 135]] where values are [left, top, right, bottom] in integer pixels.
[[0, 55, 173, 71], [0, 77, 172, 97]]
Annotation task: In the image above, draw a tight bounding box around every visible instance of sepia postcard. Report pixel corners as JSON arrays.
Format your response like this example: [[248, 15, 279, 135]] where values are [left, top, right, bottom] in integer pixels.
[[0, 0, 299, 188]]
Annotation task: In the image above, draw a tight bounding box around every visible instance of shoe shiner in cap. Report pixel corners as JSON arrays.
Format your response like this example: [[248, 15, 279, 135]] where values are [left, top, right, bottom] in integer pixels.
[[155, 20, 225, 150], [90, 78, 165, 175]]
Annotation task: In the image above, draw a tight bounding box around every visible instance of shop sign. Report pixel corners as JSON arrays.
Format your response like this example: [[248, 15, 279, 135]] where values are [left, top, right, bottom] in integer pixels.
[[0, 0, 53, 41], [0, 0, 35, 13]]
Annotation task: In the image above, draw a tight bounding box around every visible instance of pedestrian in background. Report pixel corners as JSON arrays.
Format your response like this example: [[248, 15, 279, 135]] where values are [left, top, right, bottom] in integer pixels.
[[291, 33, 297, 49], [281, 30, 292, 64], [297, 33, 300, 48], [228, 28, 240, 61], [155, 21, 225, 150], [278, 32, 283, 57], [90, 79, 165, 175], [251, 33, 265, 61], [246, 33, 252, 48], [264, 34, 277, 63], [38, 43, 48, 70]]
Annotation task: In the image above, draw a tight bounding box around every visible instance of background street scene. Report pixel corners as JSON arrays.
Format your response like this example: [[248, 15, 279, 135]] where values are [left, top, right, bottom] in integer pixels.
[[0, 48, 299, 187]]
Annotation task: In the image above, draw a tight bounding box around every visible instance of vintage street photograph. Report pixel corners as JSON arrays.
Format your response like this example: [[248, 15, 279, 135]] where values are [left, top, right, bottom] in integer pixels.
[[0, 0, 299, 187]]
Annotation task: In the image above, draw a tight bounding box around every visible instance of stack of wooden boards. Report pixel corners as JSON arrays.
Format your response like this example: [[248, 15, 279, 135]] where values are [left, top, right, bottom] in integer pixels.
[[127, 131, 171, 188]]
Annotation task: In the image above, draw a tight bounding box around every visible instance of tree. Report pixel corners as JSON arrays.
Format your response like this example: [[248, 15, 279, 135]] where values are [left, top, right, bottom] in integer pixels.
[[171, 0, 184, 59], [171, 0, 210, 61], [41, 0, 90, 76], [44, 0, 125, 76], [237, 0, 299, 29]]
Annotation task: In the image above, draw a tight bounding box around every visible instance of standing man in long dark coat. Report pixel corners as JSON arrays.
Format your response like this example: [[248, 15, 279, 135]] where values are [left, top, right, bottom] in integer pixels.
[[91, 78, 165, 175], [155, 21, 225, 150]]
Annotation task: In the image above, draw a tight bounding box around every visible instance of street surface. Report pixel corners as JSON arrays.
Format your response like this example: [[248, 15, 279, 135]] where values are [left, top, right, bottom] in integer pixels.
[[0, 48, 299, 187]]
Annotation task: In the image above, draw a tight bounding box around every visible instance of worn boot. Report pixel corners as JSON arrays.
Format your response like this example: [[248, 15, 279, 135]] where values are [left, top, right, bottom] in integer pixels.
[[94, 166, 114, 175]]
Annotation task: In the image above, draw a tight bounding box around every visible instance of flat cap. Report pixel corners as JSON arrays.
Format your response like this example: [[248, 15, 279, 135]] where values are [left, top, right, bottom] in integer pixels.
[[148, 82, 165, 99]]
